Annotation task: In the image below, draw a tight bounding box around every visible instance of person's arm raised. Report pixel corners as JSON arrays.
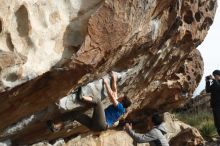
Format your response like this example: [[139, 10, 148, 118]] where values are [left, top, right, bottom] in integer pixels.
[[124, 123, 157, 143], [110, 71, 117, 93], [103, 78, 119, 107], [205, 76, 212, 93]]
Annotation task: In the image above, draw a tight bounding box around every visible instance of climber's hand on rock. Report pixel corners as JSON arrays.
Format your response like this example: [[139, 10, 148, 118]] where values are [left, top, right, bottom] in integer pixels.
[[110, 71, 117, 80], [103, 78, 108, 84]]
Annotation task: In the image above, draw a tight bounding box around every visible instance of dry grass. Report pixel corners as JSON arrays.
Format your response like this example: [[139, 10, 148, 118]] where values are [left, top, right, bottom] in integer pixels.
[[175, 109, 218, 141]]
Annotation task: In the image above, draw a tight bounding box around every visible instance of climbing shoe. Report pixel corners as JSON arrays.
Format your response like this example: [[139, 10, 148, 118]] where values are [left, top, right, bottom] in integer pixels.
[[76, 87, 84, 102], [47, 120, 59, 132]]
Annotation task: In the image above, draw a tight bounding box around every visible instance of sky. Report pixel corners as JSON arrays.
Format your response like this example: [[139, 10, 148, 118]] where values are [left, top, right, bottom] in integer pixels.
[[194, 2, 220, 96]]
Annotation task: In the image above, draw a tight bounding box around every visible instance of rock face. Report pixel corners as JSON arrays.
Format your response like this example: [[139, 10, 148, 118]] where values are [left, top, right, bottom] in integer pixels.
[[0, 0, 217, 145], [64, 113, 204, 146], [30, 113, 204, 146], [176, 90, 211, 113]]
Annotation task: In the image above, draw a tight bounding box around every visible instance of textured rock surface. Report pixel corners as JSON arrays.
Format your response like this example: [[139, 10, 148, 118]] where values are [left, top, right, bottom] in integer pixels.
[[30, 113, 204, 146], [176, 90, 211, 113], [0, 0, 217, 145], [64, 113, 204, 146]]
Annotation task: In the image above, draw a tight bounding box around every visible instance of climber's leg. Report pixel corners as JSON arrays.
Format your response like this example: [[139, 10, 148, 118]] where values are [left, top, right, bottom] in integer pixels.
[[48, 110, 93, 132], [48, 96, 107, 132], [76, 96, 107, 131], [46, 111, 76, 132], [91, 99, 108, 131], [74, 112, 92, 129]]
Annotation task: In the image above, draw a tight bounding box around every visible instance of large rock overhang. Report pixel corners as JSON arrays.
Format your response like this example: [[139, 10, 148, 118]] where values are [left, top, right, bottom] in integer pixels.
[[0, 0, 217, 144]]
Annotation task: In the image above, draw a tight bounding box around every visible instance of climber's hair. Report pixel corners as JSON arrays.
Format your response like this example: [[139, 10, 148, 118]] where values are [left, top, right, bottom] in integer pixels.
[[120, 96, 131, 108], [151, 113, 163, 126]]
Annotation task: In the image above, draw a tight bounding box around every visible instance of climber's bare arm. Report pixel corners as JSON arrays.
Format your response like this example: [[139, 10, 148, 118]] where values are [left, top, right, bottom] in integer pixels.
[[81, 96, 93, 102], [110, 71, 117, 93], [103, 78, 118, 107]]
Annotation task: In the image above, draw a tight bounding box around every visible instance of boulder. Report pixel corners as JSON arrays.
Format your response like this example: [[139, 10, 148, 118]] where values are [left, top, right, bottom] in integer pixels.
[[30, 113, 204, 146], [0, 0, 217, 144]]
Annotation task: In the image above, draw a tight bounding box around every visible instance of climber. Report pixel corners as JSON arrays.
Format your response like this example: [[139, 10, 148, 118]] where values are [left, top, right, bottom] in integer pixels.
[[47, 71, 131, 132], [124, 113, 169, 146], [205, 70, 220, 138]]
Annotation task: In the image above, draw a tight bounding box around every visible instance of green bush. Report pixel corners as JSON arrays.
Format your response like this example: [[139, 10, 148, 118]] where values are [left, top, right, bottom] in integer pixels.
[[199, 120, 217, 140], [175, 110, 217, 141]]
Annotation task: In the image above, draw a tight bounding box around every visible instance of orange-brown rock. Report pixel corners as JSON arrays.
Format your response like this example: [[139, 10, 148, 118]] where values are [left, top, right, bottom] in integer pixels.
[[0, 0, 217, 145], [30, 113, 204, 146], [176, 90, 211, 113]]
